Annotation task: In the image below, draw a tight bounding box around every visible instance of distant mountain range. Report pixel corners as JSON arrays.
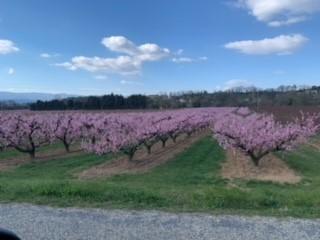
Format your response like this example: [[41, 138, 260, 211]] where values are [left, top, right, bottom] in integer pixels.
[[0, 91, 76, 104]]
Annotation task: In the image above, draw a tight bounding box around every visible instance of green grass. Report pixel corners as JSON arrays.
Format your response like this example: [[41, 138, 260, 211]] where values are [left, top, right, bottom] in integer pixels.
[[0, 142, 68, 160], [0, 137, 320, 218]]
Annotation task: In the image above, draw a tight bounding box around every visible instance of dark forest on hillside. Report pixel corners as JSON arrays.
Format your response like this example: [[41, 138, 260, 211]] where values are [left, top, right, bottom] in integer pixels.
[[1, 85, 319, 111], [29, 85, 320, 110]]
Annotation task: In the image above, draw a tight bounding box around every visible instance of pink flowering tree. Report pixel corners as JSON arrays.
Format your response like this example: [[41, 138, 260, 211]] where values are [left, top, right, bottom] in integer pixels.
[[212, 112, 319, 166], [80, 114, 110, 153], [0, 133, 8, 152], [180, 114, 210, 137], [155, 122, 171, 148], [2, 114, 53, 158], [0, 115, 8, 151], [113, 115, 145, 160], [142, 129, 159, 154], [52, 113, 82, 152], [81, 114, 146, 161], [167, 114, 190, 142], [140, 114, 164, 154]]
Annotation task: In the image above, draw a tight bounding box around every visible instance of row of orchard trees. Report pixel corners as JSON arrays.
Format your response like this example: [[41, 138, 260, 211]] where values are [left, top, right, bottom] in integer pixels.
[[0, 108, 319, 166], [212, 108, 319, 166], [0, 108, 230, 160]]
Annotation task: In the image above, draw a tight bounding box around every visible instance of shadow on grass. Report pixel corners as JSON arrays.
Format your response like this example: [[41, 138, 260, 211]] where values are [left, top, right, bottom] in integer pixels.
[[0, 136, 320, 218]]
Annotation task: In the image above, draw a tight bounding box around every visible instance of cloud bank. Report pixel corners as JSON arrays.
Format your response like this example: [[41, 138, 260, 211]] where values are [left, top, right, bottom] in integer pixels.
[[172, 56, 208, 63], [8, 68, 15, 75], [225, 34, 308, 55], [56, 36, 170, 75], [237, 0, 320, 26], [40, 53, 60, 58], [0, 39, 19, 55]]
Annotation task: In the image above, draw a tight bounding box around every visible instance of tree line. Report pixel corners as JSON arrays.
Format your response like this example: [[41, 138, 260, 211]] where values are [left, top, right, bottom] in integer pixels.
[[28, 85, 320, 111], [30, 94, 148, 110]]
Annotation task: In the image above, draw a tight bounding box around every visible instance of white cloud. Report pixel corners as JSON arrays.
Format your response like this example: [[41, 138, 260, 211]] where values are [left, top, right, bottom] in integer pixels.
[[54, 62, 77, 71], [136, 43, 170, 62], [223, 79, 254, 90], [102, 36, 170, 61], [57, 36, 206, 74], [0, 39, 19, 55], [224, 34, 308, 55], [56, 55, 141, 75], [172, 57, 194, 63], [176, 49, 184, 55], [237, 0, 320, 26], [8, 67, 15, 75], [172, 56, 208, 63], [40, 53, 51, 58], [57, 36, 170, 75], [268, 16, 307, 27], [40, 53, 60, 58], [94, 75, 108, 80], [172, 48, 208, 64], [120, 80, 143, 85], [101, 36, 138, 55], [199, 56, 208, 61]]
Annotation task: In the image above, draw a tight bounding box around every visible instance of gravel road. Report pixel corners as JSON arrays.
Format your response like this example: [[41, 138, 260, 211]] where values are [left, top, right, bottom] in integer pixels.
[[1, 204, 320, 240]]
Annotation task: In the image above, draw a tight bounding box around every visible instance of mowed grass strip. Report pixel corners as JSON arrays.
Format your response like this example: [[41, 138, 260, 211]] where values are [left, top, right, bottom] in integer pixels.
[[0, 142, 71, 160], [0, 137, 320, 218]]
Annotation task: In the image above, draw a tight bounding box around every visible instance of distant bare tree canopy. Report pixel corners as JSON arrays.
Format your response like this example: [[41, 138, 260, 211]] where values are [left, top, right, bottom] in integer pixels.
[[1, 85, 319, 111]]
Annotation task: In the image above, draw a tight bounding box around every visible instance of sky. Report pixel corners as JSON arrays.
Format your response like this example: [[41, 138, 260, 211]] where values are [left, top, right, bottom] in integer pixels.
[[0, 0, 320, 95]]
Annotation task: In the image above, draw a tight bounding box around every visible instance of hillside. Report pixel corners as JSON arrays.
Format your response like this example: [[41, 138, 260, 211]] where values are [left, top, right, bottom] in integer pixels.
[[0, 91, 75, 104], [29, 85, 320, 111]]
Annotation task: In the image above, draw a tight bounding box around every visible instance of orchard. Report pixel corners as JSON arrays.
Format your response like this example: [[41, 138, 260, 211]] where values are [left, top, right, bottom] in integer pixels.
[[0, 108, 318, 165]]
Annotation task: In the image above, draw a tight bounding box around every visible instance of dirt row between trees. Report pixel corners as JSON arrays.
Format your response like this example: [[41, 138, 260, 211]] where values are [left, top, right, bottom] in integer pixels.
[[221, 149, 301, 184], [0, 148, 82, 172], [0, 132, 210, 177], [1, 132, 312, 184], [78, 133, 209, 179], [78, 134, 304, 184]]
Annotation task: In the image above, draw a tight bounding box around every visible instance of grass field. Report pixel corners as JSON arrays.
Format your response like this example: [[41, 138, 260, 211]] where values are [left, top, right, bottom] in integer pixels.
[[0, 137, 320, 218]]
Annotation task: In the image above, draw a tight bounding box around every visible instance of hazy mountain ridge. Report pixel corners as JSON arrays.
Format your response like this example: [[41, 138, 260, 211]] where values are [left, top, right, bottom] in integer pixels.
[[0, 91, 76, 103]]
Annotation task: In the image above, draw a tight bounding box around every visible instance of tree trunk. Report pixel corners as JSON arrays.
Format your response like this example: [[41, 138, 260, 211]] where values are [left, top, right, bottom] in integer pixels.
[[125, 147, 137, 162], [146, 145, 152, 154], [249, 151, 270, 167], [128, 151, 135, 161], [250, 155, 260, 166], [29, 149, 36, 159], [64, 142, 70, 153], [161, 139, 166, 148]]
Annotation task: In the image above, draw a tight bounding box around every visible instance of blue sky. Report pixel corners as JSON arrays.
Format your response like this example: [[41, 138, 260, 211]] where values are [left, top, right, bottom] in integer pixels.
[[0, 0, 320, 95]]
